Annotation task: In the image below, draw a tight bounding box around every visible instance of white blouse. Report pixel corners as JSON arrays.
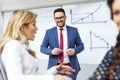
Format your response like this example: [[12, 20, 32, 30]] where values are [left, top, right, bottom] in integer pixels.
[[1, 40, 55, 80]]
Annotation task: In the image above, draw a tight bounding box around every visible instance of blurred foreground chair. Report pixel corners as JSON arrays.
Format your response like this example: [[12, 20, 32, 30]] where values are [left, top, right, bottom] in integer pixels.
[[0, 57, 7, 80]]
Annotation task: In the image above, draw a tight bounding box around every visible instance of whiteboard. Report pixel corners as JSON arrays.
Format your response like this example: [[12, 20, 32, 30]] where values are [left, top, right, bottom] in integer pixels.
[[63, 1, 118, 64], [2, 1, 118, 64]]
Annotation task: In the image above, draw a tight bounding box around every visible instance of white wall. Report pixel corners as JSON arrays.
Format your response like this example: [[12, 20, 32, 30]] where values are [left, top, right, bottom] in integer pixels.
[[0, 0, 106, 34]]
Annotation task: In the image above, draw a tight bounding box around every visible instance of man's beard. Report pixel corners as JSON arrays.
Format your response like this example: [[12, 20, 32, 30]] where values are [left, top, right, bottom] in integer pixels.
[[57, 21, 65, 27]]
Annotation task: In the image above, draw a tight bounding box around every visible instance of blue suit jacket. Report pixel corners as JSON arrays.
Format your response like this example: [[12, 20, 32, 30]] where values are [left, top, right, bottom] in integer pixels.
[[40, 25, 84, 73]]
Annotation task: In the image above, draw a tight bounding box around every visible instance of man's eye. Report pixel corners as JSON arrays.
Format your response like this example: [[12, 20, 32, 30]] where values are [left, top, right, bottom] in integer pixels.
[[54, 16, 64, 19]]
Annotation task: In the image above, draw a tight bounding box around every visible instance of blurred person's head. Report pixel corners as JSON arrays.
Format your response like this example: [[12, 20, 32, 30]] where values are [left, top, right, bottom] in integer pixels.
[[107, 0, 120, 29], [107, 0, 120, 80]]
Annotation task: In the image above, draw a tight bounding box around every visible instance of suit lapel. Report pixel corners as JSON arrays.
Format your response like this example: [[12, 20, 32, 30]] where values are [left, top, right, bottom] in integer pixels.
[[66, 26, 70, 48], [53, 27, 59, 48]]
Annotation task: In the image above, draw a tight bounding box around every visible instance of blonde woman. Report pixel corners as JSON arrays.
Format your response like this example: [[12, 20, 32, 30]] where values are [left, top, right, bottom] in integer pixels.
[[0, 10, 75, 80]]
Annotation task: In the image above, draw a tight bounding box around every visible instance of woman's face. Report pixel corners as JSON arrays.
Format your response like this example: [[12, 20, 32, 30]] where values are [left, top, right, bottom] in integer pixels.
[[23, 20, 38, 40], [112, 0, 120, 29]]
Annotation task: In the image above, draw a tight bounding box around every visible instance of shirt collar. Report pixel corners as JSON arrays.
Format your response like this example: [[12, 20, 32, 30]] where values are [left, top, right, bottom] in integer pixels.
[[57, 25, 66, 31]]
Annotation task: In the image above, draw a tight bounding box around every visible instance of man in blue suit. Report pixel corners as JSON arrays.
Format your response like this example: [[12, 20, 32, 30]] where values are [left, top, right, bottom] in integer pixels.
[[40, 8, 84, 80]]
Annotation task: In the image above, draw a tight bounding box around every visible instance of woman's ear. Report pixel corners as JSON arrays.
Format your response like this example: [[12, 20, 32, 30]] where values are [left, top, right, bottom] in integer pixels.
[[20, 25, 25, 32], [21, 24, 28, 32]]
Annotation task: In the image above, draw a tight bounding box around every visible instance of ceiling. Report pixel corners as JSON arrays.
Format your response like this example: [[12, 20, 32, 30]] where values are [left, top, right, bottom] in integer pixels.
[[0, 0, 106, 11]]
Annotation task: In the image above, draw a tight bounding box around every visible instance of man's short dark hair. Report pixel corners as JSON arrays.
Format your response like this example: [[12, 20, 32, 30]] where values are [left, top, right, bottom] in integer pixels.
[[54, 8, 66, 15]]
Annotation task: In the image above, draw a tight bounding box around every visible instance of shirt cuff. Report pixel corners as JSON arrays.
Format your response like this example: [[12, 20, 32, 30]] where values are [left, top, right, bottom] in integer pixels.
[[46, 66, 57, 74]]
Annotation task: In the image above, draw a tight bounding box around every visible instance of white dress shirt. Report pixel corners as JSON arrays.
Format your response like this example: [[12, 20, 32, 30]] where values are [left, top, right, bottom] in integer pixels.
[[57, 25, 70, 63], [1, 40, 56, 80]]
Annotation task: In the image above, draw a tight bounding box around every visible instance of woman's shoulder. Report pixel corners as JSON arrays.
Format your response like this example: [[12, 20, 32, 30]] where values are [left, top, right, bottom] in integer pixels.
[[105, 47, 114, 57], [6, 40, 22, 46], [2, 40, 26, 57], [4, 40, 23, 49], [102, 47, 114, 62]]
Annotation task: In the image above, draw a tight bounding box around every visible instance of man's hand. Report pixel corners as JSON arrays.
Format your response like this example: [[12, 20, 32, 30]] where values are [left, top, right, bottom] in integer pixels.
[[51, 48, 63, 55], [66, 48, 75, 56], [56, 63, 75, 74]]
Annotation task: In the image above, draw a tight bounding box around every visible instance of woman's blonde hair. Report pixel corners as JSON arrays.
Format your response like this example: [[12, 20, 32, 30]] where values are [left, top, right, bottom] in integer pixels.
[[0, 10, 37, 57]]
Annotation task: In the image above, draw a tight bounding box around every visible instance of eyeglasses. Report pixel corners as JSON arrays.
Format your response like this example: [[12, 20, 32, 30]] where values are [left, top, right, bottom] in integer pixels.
[[112, 10, 120, 15], [54, 16, 65, 20]]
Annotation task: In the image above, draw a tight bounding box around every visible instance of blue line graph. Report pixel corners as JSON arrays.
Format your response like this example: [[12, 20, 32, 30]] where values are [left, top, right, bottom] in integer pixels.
[[90, 31, 109, 51], [70, 4, 108, 24]]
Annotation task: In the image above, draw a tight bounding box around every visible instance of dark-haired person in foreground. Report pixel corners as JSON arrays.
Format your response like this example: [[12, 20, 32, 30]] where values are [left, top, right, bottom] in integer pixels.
[[88, 0, 120, 80]]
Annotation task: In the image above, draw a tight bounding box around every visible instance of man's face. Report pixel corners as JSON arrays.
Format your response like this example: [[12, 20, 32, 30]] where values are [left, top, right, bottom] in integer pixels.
[[54, 12, 66, 28]]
